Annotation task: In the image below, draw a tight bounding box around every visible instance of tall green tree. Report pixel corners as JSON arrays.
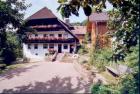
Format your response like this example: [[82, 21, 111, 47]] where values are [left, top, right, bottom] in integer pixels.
[[0, 0, 30, 65]]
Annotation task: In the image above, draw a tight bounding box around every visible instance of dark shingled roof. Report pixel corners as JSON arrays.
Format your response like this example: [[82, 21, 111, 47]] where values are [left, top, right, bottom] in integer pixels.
[[27, 7, 56, 20], [89, 12, 109, 22], [25, 7, 79, 42]]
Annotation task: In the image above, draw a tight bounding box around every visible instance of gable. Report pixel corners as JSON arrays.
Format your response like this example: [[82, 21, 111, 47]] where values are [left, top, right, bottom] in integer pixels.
[[25, 7, 79, 42], [27, 7, 56, 20]]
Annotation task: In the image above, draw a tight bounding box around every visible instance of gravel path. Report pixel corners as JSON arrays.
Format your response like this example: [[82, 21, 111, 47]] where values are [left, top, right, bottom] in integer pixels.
[[0, 62, 92, 93]]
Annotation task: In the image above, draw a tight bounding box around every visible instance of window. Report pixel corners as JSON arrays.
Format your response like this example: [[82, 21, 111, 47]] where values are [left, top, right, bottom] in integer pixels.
[[34, 44, 38, 49], [43, 44, 48, 49], [44, 34, 48, 37], [28, 44, 31, 49], [64, 34, 68, 38], [35, 53, 38, 55], [63, 44, 68, 49], [35, 34, 38, 37], [50, 34, 54, 37], [58, 34, 62, 37], [49, 44, 54, 49]]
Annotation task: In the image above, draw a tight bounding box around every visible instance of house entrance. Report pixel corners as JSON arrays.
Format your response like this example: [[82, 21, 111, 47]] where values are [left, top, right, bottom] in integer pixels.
[[70, 44, 74, 53], [58, 44, 62, 53]]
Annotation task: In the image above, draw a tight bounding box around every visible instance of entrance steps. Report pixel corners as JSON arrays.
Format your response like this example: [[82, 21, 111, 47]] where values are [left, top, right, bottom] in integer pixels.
[[55, 53, 65, 62]]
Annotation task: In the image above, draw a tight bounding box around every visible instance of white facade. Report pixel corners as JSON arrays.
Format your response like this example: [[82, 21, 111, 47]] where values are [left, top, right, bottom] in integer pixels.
[[23, 7, 78, 60], [23, 32, 76, 59], [27, 31, 73, 39]]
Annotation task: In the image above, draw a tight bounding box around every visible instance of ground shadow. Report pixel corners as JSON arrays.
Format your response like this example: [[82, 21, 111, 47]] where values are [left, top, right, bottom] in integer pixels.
[[0, 65, 39, 80], [2, 76, 92, 93]]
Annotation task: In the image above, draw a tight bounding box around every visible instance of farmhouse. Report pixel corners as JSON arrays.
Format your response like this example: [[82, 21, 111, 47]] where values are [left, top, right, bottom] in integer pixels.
[[23, 7, 79, 59]]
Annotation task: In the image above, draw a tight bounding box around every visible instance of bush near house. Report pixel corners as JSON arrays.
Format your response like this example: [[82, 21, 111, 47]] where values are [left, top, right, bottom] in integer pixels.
[[77, 45, 88, 55], [0, 32, 22, 65], [89, 47, 113, 72]]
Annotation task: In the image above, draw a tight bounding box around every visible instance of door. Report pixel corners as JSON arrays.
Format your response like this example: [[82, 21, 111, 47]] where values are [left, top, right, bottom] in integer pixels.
[[58, 44, 62, 53], [70, 44, 74, 53]]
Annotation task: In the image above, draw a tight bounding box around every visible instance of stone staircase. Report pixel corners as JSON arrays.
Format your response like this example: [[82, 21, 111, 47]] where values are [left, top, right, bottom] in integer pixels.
[[54, 53, 65, 62]]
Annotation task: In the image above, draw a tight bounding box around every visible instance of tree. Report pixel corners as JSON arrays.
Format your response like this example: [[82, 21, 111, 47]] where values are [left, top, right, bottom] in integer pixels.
[[57, 0, 139, 93], [57, 0, 139, 59], [0, 0, 30, 65]]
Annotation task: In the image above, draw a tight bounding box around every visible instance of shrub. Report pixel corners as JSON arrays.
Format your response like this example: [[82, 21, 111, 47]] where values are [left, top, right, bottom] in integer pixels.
[[89, 48, 113, 72], [91, 83, 120, 94], [78, 45, 88, 55], [1, 49, 16, 65]]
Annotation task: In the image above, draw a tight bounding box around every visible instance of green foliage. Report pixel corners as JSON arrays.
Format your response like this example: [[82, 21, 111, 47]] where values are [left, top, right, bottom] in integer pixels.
[[118, 46, 139, 94], [91, 45, 139, 94], [91, 73, 139, 94], [0, 0, 30, 29], [78, 45, 88, 55], [89, 48, 113, 71], [57, 0, 139, 93], [0, 0, 29, 65], [83, 32, 91, 44], [107, 0, 139, 61], [1, 48, 16, 65], [120, 73, 139, 94], [57, 0, 139, 61], [91, 84, 120, 94], [57, 0, 105, 18], [124, 45, 139, 68], [0, 32, 22, 65], [6, 32, 22, 58]]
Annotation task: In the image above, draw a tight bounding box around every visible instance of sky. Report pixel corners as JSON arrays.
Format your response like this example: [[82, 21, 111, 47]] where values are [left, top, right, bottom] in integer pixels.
[[24, 0, 113, 23]]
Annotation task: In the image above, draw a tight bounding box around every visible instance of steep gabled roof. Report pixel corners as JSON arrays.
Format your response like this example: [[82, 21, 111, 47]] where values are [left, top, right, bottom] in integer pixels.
[[89, 12, 109, 22], [58, 19, 79, 41], [25, 7, 79, 42], [27, 7, 56, 20]]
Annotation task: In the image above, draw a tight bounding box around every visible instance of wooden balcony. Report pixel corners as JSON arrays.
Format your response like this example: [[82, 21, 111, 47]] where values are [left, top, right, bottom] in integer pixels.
[[24, 37, 76, 43]]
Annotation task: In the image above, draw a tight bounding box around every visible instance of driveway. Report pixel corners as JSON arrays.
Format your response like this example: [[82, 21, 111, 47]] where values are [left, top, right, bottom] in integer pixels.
[[0, 62, 92, 93]]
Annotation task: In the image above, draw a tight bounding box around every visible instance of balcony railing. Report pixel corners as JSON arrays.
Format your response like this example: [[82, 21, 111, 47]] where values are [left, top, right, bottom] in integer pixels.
[[24, 37, 76, 43]]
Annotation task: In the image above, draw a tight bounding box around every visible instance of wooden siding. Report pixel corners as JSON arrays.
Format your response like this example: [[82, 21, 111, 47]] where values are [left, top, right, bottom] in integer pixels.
[[88, 21, 111, 48]]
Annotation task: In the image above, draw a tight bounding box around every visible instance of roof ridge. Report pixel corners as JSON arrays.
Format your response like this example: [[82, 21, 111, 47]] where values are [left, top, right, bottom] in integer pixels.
[[26, 7, 56, 20], [57, 19, 79, 41]]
